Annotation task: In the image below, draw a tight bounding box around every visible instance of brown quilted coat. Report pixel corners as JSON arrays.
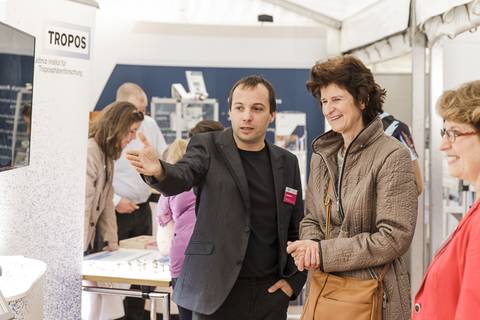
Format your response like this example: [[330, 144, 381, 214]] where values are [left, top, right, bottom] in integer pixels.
[[300, 118, 418, 320]]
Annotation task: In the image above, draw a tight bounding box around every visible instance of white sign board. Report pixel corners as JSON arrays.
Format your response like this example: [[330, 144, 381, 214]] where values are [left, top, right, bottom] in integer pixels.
[[275, 112, 307, 198]]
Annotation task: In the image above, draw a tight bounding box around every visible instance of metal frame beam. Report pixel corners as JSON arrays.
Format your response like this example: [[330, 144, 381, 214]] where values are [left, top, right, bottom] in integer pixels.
[[428, 43, 445, 259], [261, 0, 342, 29], [67, 0, 99, 9], [410, 30, 428, 297]]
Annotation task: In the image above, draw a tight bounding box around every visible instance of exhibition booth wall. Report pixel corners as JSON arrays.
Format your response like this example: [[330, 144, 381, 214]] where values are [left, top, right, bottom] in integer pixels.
[[0, 0, 96, 318], [91, 10, 333, 171], [1, 2, 331, 318], [90, 10, 334, 109], [95, 64, 324, 166]]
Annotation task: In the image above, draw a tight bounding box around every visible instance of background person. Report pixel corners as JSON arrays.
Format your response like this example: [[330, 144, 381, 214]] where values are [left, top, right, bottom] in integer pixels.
[[380, 111, 423, 195], [412, 80, 480, 320], [287, 55, 418, 320], [156, 139, 194, 320], [113, 82, 167, 320], [84, 101, 144, 253], [113, 82, 167, 240], [21, 103, 32, 134], [188, 119, 225, 137], [82, 101, 144, 320]]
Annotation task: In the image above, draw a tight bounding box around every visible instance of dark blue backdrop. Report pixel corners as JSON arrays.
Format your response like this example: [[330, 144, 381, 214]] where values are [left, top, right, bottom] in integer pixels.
[[95, 64, 324, 169], [0, 53, 33, 85], [0, 53, 34, 169]]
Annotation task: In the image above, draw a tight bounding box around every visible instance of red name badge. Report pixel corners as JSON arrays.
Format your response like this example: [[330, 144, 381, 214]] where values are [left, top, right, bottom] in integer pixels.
[[283, 187, 298, 205]]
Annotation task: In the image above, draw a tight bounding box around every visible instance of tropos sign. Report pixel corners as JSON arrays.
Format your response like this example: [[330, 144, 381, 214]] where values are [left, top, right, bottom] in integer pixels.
[[44, 21, 90, 59]]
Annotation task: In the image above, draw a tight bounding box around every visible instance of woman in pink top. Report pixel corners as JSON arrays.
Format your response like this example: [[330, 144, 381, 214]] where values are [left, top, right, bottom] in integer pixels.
[[156, 121, 224, 320], [156, 139, 196, 320], [413, 80, 480, 319]]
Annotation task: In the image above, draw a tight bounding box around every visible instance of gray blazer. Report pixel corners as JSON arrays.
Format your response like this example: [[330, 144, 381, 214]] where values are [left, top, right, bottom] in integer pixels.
[[146, 129, 306, 315]]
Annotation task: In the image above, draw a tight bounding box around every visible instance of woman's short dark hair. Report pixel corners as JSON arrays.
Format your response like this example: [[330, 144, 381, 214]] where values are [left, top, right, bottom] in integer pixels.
[[228, 75, 277, 113], [89, 101, 144, 159], [188, 120, 224, 137], [306, 55, 386, 125]]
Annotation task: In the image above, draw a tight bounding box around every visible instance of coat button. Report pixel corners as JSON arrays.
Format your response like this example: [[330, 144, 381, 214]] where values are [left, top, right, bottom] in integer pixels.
[[414, 303, 421, 313], [90, 222, 95, 227]]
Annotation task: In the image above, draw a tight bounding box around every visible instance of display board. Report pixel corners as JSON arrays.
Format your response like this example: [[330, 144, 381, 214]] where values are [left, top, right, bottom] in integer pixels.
[[151, 97, 219, 144], [0, 21, 35, 172], [275, 112, 307, 198]]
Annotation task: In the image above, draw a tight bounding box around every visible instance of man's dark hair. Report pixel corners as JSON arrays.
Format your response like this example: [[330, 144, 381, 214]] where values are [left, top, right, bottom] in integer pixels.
[[306, 55, 386, 125], [188, 120, 224, 138], [228, 75, 277, 113]]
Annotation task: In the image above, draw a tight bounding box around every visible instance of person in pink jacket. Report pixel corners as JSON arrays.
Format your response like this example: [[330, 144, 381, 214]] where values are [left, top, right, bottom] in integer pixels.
[[156, 139, 196, 280], [413, 80, 480, 319]]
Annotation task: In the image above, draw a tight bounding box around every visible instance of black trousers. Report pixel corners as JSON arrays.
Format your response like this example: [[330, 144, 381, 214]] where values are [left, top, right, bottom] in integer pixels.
[[116, 201, 152, 320], [116, 201, 152, 241], [192, 276, 290, 320]]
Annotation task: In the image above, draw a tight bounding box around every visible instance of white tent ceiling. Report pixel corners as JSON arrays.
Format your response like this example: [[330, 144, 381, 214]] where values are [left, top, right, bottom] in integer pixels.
[[97, 0, 380, 27], [96, 0, 480, 63], [279, 0, 380, 20]]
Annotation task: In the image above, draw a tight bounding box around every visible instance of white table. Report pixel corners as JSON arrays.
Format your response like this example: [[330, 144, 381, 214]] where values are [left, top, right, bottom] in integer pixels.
[[82, 248, 171, 320]]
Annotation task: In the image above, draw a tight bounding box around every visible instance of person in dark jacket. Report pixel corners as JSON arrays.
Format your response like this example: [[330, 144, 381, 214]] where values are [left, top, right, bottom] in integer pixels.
[[127, 75, 306, 320]]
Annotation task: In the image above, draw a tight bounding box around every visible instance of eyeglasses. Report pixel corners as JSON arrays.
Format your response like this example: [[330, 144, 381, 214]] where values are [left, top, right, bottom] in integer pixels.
[[440, 128, 477, 143]]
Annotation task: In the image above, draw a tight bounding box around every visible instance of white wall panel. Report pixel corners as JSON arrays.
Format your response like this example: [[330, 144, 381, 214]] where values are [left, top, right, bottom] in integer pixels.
[[442, 30, 480, 89], [91, 17, 328, 107], [0, 0, 5, 21], [0, 0, 95, 319]]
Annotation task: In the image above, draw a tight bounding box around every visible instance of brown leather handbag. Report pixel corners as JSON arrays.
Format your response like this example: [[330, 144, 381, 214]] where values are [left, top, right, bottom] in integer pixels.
[[300, 180, 389, 320]]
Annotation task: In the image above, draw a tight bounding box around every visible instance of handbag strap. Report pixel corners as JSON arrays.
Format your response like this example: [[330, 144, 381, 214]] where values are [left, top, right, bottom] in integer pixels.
[[323, 178, 333, 240], [323, 177, 390, 281], [377, 263, 390, 282]]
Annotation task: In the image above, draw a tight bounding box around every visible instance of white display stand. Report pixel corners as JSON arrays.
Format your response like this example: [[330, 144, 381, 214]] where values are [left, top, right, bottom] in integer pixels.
[[150, 97, 219, 144], [275, 112, 307, 198], [0, 256, 47, 320], [442, 158, 477, 239]]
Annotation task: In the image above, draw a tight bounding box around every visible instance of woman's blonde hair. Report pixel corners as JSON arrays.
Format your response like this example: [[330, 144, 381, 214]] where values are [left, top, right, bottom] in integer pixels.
[[89, 101, 144, 160], [437, 80, 480, 133], [165, 139, 188, 164]]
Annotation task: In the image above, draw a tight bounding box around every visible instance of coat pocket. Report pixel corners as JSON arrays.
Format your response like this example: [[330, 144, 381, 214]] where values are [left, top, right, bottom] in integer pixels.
[[185, 241, 214, 255]]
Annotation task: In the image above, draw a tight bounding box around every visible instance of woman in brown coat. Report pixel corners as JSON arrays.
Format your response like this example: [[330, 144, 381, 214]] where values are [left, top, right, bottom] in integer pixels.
[[287, 56, 418, 320], [84, 101, 144, 253]]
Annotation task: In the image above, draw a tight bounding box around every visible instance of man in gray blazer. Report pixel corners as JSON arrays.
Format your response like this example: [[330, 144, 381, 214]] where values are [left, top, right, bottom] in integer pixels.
[[127, 75, 306, 320]]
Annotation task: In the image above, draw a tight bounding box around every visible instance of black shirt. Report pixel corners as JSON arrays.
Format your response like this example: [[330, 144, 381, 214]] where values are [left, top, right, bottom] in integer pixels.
[[238, 146, 278, 278]]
